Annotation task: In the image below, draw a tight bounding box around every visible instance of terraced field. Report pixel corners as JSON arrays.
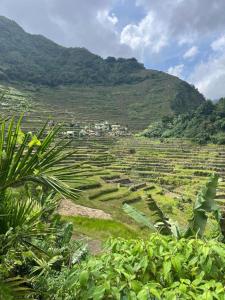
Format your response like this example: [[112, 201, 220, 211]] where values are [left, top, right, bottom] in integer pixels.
[[111, 138, 225, 211], [1, 86, 224, 237], [56, 136, 225, 234]]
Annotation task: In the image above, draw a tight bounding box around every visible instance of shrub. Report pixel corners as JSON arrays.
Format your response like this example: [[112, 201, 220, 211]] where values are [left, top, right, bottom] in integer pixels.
[[142, 97, 225, 145], [52, 234, 225, 299]]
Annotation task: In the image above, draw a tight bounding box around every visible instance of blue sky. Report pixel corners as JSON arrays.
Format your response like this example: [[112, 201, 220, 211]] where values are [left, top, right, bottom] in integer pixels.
[[1, 0, 225, 99]]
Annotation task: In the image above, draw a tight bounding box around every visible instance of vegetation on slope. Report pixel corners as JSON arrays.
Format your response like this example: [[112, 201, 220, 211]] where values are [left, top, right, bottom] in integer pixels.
[[39, 236, 225, 299], [0, 117, 85, 299], [0, 16, 205, 129], [142, 99, 225, 144], [34, 78, 204, 130], [123, 174, 223, 240], [0, 16, 144, 86], [0, 116, 225, 299]]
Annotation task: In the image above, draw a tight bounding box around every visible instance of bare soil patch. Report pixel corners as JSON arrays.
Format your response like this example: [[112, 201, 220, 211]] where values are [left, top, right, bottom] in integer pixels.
[[58, 199, 112, 220]]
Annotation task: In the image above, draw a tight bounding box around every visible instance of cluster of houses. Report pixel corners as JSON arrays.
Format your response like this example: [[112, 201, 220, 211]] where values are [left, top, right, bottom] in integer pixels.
[[61, 120, 130, 138]]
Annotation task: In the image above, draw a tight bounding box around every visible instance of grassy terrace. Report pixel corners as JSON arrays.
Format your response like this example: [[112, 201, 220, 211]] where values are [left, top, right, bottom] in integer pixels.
[[55, 136, 225, 237], [1, 89, 224, 238]]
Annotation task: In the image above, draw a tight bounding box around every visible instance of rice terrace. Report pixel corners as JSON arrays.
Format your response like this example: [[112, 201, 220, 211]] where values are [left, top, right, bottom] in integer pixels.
[[2, 86, 225, 232], [1, 9, 225, 300]]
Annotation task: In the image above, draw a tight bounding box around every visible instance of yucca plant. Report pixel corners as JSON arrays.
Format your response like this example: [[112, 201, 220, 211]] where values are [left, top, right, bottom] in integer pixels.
[[0, 195, 41, 233], [0, 116, 82, 253], [0, 116, 80, 199], [123, 174, 222, 239], [0, 195, 50, 255], [0, 116, 84, 298]]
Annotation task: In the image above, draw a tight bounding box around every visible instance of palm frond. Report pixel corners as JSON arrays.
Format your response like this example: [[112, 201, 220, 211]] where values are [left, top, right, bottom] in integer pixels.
[[0, 195, 41, 234], [0, 117, 80, 199], [0, 276, 34, 300], [31, 254, 63, 278], [23, 174, 79, 200]]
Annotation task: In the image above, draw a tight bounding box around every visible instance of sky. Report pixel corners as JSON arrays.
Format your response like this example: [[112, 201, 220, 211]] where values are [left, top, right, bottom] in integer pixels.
[[0, 0, 225, 99]]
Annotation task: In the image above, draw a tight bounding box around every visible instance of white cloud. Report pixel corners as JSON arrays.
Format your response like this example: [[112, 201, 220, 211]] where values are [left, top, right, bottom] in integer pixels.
[[183, 46, 198, 59], [120, 12, 168, 53], [211, 35, 225, 52], [178, 35, 195, 46], [189, 53, 225, 99], [0, 0, 132, 58], [1, 0, 225, 100], [169, 0, 225, 38], [97, 10, 118, 26], [167, 64, 184, 78], [137, 0, 225, 37]]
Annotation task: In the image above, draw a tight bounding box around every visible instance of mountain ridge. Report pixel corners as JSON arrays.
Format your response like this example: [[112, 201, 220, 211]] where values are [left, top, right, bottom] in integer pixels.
[[0, 16, 205, 129], [0, 15, 146, 86]]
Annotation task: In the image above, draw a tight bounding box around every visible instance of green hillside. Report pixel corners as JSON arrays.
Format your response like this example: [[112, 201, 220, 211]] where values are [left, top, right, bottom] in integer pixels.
[[0, 16, 205, 129], [34, 76, 204, 130], [142, 99, 225, 144], [0, 16, 145, 86]]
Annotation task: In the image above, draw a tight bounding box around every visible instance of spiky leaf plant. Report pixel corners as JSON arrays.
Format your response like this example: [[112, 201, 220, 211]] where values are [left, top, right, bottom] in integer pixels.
[[0, 116, 81, 199], [0, 276, 33, 300], [0, 116, 85, 298]]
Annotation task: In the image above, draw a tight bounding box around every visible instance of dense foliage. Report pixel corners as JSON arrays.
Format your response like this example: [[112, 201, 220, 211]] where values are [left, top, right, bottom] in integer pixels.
[[41, 235, 225, 299], [0, 116, 225, 299], [0, 16, 145, 86], [0, 117, 86, 299], [142, 99, 225, 144], [123, 174, 224, 240]]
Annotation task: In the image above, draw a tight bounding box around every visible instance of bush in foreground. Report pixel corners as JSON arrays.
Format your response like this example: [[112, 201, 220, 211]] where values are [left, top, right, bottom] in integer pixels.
[[42, 234, 225, 299]]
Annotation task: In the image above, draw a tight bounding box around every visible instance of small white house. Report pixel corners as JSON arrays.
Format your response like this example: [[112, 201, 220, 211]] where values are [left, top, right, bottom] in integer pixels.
[[79, 129, 87, 137], [95, 121, 110, 131], [64, 131, 75, 138], [111, 124, 121, 131]]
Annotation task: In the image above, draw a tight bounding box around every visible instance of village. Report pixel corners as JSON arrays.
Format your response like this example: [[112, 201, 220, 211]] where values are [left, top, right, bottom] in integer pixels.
[[60, 120, 131, 138]]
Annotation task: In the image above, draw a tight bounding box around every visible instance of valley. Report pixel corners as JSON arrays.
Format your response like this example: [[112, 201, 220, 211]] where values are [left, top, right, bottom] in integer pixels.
[[1, 13, 225, 299], [1, 85, 225, 242]]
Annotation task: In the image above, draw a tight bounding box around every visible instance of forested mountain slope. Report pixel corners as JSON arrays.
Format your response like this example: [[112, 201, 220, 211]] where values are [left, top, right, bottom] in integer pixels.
[[0, 16, 205, 129], [142, 99, 225, 144]]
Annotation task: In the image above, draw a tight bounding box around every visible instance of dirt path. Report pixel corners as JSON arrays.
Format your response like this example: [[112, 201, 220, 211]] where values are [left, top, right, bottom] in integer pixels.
[[58, 198, 112, 220]]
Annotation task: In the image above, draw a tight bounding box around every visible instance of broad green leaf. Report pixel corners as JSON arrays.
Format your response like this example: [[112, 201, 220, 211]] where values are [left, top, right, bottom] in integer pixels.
[[171, 256, 182, 273], [185, 174, 220, 238], [137, 288, 149, 300], [163, 260, 172, 279], [17, 128, 25, 145], [92, 285, 105, 300], [123, 204, 156, 231], [149, 287, 161, 299], [79, 270, 89, 286]]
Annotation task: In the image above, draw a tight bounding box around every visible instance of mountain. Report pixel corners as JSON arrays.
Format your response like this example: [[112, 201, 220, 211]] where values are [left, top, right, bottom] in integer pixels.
[[0, 16, 205, 129], [142, 99, 225, 144], [0, 16, 146, 86]]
